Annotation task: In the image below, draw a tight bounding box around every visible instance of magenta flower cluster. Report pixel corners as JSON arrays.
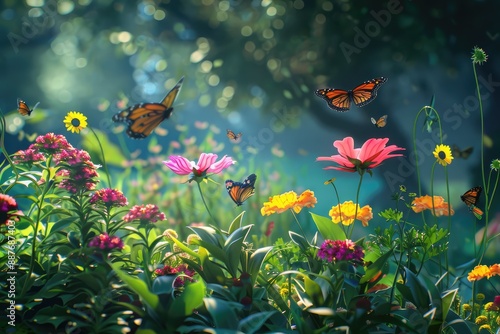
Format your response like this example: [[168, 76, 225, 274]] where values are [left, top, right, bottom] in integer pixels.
[[317, 239, 364, 264], [88, 233, 124, 251], [90, 188, 128, 208], [13, 133, 100, 194], [154, 264, 196, 287], [0, 194, 18, 226], [123, 204, 166, 224]]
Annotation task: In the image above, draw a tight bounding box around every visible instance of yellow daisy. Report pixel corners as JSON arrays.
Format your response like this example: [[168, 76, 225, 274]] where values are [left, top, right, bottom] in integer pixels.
[[433, 144, 453, 166], [63, 111, 88, 133]]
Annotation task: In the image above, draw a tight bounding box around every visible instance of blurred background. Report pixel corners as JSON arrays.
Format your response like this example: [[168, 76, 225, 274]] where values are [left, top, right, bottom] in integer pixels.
[[1, 0, 499, 261]]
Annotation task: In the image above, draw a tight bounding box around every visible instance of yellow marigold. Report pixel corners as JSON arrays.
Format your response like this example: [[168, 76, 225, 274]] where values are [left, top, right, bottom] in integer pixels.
[[485, 302, 499, 312], [475, 315, 488, 325], [479, 324, 491, 332], [477, 293, 486, 301], [496, 315, 500, 326], [411, 195, 454, 216], [261, 190, 317, 216], [463, 304, 472, 312], [468, 265, 490, 281], [329, 201, 373, 227]]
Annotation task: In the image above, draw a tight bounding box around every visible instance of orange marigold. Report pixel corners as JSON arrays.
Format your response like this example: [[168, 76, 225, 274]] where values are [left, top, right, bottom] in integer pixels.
[[261, 190, 317, 216], [489, 264, 500, 277], [411, 195, 454, 216], [468, 265, 490, 281], [329, 201, 373, 227]]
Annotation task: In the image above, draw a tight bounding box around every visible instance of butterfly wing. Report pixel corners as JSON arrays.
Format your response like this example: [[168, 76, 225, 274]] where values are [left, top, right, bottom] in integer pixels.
[[113, 77, 184, 139], [227, 129, 242, 143], [460, 186, 482, 207], [17, 98, 39, 116], [315, 88, 351, 112], [371, 115, 388, 128], [452, 145, 473, 159], [160, 76, 184, 108], [351, 77, 388, 108], [225, 174, 257, 206]]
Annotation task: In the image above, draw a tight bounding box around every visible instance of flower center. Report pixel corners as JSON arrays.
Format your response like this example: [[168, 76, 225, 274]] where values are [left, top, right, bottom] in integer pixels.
[[438, 151, 446, 160], [71, 118, 81, 127]]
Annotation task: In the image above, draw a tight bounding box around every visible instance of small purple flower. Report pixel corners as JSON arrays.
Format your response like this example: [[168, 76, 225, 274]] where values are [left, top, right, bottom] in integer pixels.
[[89, 233, 124, 251], [164, 153, 235, 181], [123, 204, 166, 224], [317, 239, 364, 264], [32, 133, 72, 155], [12, 148, 45, 164], [0, 194, 18, 226]]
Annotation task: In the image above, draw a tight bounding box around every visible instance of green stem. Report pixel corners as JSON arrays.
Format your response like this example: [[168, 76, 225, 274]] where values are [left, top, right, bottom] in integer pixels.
[[290, 210, 307, 238], [196, 181, 218, 227], [351, 171, 365, 239], [89, 127, 112, 188], [329, 181, 347, 237]]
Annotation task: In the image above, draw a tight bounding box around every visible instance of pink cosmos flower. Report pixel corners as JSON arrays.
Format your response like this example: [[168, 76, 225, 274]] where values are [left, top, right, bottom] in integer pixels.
[[316, 137, 405, 174], [164, 153, 235, 178]]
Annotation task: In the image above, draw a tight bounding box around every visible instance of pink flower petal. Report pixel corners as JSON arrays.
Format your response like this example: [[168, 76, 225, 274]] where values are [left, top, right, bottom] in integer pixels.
[[197, 153, 218, 172], [164, 155, 193, 175], [208, 155, 235, 174]]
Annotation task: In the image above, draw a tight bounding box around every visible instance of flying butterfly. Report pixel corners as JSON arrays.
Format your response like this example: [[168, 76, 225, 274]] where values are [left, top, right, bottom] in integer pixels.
[[371, 115, 388, 128], [452, 145, 473, 160], [17, 98, 40, 116], [226, 129, 242, 143], [112, 77, 184, 139], [225, 174, 257, 206], [460, 186, 483, 220], [315, 77, 387, 112]]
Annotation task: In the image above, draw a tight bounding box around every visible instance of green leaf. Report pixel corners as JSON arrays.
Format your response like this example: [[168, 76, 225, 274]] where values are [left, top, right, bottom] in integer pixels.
[[360, 248, 394, 284], [440, 288, 458, 323], [310, 212, 346, 241], [228, 211, 245, 235], [301, 274, 324, 306], [247, 246, 273, 284], [81, 128, 126, 166], [397, 267, 431, 310], [110, 262, 160, 312], [238, 311, 277, 334], [204, 298, 240, 329], [224, 225, 252, 277], [168, 280, 206, 320], [289, 231, 310, 251]]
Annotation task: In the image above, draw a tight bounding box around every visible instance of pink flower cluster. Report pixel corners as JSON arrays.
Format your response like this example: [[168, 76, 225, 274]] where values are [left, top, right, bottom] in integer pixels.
[[123, 204, 166, 224], [90, 188, 128, 208], [317, 239, 364, 264], [154, 264, 196, 287], [13, 133, 100, 194], [88, 233, 124, 251], [0, 194, 18, 226]]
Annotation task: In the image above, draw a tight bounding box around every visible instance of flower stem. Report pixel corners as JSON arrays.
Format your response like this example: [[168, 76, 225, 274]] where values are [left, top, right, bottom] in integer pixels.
[[196, 181, 218, 227], [351, 171, 365, 239], [291, 210, 307, 238], [89, 127, 112, 188]]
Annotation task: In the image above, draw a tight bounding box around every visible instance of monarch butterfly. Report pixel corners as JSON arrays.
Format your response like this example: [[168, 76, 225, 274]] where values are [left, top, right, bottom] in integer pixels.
[[452, 145, 473, 160], [225, 174, 257, 206], [17, 98, 40, 116], [112, 77, 184, 139], [315, 77, 387, 112], [371, 115, 388, 128], [226, 129, 242, 143], [461, 186, 483, 219]]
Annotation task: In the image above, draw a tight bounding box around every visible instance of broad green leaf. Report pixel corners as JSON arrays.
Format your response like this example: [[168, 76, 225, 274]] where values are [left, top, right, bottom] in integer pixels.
[[204, 298, 239, 329], [238, 311, 277, 334], [310, 212, 346, 241], [168, 280, 206, 319], [301, 274, 324, 306], [110, 262, 159, 311], [247, 246, 273, 284], [360, 248, 393, 284], [228, 211, 245, 234]]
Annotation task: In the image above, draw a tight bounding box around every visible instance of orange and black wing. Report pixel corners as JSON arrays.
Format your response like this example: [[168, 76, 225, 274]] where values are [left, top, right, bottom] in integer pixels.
[[225, 174, 257, 206], [351, 77, 388, 108], [315, 88, 351, 112], [371, 115, 388, 128], [460, 186, 482, 207], [17, 98, 39, 116], [112, 77, 183, 139], [227, 129, 242, 143]]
